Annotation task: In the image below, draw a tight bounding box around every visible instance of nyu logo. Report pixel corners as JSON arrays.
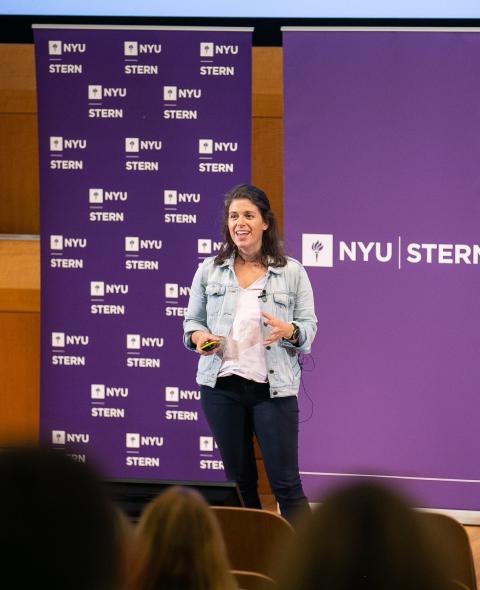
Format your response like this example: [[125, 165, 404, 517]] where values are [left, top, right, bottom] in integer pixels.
[[49, 136, 87, 151], [163, 86, 202, 101], [302, 234, 334, 268], [126, 433, 164, 448], [199, 436, 218, 451], [163, 189, 201, 205], [303, 233, 480, 268], [165, 386, 200, 402], [339, 241, 393, 263], [125, 236, 162, 252], [90, 281, 129, 296], [124, 41, 162, 56], [48, 41, 86, 55], [126, 334, 164, 349], [198, 139, 238, 154], [198, 239, 223, 254], [88, 85, 127, 99], [165, 283, 191, 298], [302, 234, 392, 267], [89, 188, 128, 203], [52, 430, 90, 444], [50, 235, 87, 250], [200, 42, 239, 56], [91, 384, 128, 399], [125, 137, 162, 152], [51, 332, 89, 347]]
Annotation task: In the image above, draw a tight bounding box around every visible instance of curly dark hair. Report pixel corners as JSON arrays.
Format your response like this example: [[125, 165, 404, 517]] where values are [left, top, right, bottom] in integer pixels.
[[214, 184, 287, 267]]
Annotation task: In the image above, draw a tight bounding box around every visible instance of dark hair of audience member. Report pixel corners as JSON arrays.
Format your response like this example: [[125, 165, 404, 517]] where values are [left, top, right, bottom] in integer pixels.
[[275, 482, 452, 590], [0, 447, 118, 590], [132, 486, 236, 590]]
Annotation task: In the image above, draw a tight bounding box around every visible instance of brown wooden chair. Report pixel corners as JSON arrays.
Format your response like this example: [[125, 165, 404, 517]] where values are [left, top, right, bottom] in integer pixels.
[[211, 506, 294, 578], [418, 512, 477, 590], [231, 570, 276, 590]]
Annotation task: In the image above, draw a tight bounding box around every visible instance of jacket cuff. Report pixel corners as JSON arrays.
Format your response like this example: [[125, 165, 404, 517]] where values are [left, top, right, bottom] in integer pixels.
[[183, 331, 198, 351]]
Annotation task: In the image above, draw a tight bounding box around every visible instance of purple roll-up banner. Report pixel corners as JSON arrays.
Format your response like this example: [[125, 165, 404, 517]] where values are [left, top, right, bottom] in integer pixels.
[[33, 25, 252, 481], [283, 27, 480, 520]]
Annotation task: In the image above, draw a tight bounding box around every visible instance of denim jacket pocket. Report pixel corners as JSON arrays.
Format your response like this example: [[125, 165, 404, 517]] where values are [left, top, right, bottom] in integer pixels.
[[272, 291, 291, 321], [205, 283, 226, 317], [273, 291, 288, 306]]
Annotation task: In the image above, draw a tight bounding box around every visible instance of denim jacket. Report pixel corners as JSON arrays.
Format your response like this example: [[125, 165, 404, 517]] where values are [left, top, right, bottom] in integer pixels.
[[183, 254, 317, 398]]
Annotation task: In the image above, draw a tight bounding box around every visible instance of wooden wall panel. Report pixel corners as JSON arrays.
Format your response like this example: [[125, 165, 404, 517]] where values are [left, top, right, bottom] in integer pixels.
[[0, 312, 40, 443], [0, 114, 39, 234], [0, 239, 40, 310], [0, 239, 40, 445], [252, 117, 283, 229], [252, 47, 282, 117], [0, 44, 36, 113], [0, 44, 39, 234]]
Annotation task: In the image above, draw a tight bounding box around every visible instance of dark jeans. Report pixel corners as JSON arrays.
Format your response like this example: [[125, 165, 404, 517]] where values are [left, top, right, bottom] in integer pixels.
[[201, 375, 309, 523]]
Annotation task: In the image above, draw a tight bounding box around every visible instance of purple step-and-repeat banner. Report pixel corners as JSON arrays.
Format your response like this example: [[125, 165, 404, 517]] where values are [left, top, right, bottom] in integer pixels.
[[34, 25, 251, 480], [283, 28, 480, 512]]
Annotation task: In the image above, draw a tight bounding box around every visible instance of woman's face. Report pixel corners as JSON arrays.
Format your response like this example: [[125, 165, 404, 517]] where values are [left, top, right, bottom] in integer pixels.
[[228, 198, 268, 255]]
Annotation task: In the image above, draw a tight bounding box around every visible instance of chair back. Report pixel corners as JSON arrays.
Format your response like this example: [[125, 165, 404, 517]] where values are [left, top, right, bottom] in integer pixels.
[[211, 506, 293, 578], [231, 570, 276, 590], [418, 512, 477, 590]]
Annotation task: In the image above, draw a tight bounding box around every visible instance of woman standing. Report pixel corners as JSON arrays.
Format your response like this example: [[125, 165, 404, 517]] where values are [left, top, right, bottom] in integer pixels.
[[183, 184, 317, 523]]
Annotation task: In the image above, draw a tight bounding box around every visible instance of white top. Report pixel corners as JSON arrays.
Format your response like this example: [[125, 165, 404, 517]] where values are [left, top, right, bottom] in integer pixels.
[[218, 274, 268, 383]]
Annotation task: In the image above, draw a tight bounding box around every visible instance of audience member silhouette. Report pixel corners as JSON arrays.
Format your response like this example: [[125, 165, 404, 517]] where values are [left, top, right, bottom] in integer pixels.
[[0, 447, 118, 590], [131, 485, 236, 590], [113, 504, 136, 590], [276, 482, 452, 590]]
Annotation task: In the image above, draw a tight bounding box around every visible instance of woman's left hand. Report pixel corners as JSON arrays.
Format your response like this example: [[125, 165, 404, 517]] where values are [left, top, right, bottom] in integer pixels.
[[261, 312, 294, 345]]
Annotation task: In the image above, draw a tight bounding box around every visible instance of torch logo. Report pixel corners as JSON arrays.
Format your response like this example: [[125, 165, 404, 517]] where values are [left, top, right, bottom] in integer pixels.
[[312, 240, 324, 262], [302, 234, 333, 267]]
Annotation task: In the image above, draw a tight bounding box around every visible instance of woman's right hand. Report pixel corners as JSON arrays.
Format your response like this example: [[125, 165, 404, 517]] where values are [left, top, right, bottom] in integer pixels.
[[191, 331, 222, 356]]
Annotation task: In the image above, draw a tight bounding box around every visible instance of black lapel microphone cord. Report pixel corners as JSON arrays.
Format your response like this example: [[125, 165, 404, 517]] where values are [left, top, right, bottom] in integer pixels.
[[298, 353, 315, 423]]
